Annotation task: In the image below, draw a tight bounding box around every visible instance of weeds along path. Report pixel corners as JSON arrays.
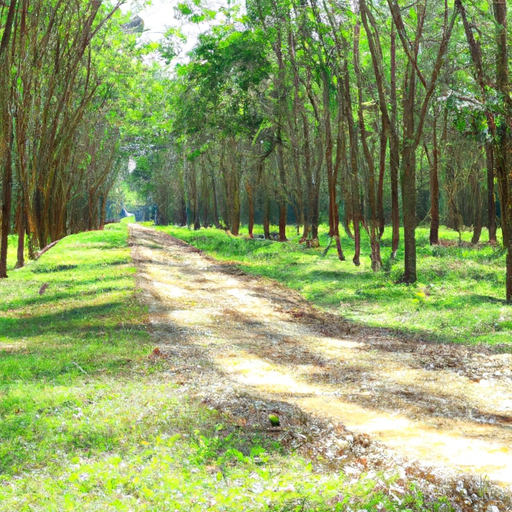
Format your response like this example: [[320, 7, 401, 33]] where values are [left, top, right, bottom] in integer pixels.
[[130, 224, 512, 489]]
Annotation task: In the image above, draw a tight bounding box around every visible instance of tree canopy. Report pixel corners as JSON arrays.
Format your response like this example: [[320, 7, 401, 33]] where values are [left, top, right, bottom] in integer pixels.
[[2, 0, 512, 300]]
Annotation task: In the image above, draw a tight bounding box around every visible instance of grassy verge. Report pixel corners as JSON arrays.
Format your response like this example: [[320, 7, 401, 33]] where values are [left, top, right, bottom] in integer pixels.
[[0, 223, 456, 511], [153, 223, 511, 347]]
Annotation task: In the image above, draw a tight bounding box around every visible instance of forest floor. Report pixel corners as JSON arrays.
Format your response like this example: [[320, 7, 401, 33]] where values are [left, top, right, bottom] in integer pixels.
[[130, 223, 512, 507]]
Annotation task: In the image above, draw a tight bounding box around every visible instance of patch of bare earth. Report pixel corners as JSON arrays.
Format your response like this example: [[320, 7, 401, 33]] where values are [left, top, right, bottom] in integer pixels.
[[130, 224, 512, 510]]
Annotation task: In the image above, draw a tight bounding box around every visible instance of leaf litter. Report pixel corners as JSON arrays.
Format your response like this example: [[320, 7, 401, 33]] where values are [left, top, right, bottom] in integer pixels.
[[130, 224, 512, 511]]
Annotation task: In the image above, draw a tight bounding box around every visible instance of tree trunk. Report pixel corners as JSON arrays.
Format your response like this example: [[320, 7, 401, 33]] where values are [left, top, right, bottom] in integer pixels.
[[471, 170, 482, 245], [491, 0, 512, 299], [341, 60, 361, 266], [189, 160, 200, 230], [15, 199, 25, 269], [311, 136, 323, 242], [263, 198, 270, 239], [230, 170, 241, 236], [276, 133, 287, 242], [201, 163, 209, 228], [486, 143, 497, 242], [99, 195, 107, 230], [401, 65, 417, 283], [334, 117, 346, 261], [360, 2, 399, 256], [209, 168, 220, 229], [322, 69, 337, 239], [301, 113, 313, 242], [278, 203, 286, 241], [246, 182, 254, 238], [334, 235, 344, 261], [354, 16, 381, 271], [429, 116, 440, 245], [389, 25, 400, 257], [0, 138, 13, 279], [0, 3, 16, 277], [378, 119, 387, 238], [353, 215, 361, 267]]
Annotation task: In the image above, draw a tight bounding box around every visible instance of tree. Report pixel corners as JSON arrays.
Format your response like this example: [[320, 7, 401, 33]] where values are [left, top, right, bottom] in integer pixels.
[[0, 0, 148, 276]]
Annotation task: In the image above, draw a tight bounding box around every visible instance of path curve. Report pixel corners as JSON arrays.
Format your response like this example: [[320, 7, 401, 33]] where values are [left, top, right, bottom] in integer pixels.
[[130, 224, 512, 488]]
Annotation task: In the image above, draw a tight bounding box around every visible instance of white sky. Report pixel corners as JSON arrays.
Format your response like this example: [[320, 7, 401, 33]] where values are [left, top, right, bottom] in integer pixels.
[[124, 0, 226, 59], [133, 1, 178, 39]]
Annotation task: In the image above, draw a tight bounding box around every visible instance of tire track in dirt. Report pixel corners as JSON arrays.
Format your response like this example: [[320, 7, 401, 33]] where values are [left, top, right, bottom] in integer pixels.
[[130, 224, 512, 489]]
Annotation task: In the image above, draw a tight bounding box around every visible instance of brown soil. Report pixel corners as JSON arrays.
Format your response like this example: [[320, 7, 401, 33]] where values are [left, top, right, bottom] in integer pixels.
[[130, 224, 512, 508]]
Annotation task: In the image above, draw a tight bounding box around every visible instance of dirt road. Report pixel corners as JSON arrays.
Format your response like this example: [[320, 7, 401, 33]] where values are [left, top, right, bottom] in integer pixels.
[[130, 224, 512, 489]]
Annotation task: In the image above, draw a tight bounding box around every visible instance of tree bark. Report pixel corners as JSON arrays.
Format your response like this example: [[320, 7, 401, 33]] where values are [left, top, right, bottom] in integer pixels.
[[491, 0, 512, 299], [486, 144, 497, 243], [0, 137, 13, 279], [378, 119, 387, 239], [429, 116, 440, 245], [471, 169, 483, 245], [341, 61, 361, 266], [246, 182, 254, 238], [360, 2, 400, 257], [401, 64, 418, 283], [388, 0, 455, 281], [15, 199, 25, 269], [354, 14, 381, 271], [0, 0, 17, 278], [275, 134, 288, 242], [263, 197, 270, 239], [209, 167, 219, 229]]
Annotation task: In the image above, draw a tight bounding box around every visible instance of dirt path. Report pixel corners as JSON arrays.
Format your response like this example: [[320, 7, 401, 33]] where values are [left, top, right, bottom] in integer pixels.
[[130, 224, 512, 491]]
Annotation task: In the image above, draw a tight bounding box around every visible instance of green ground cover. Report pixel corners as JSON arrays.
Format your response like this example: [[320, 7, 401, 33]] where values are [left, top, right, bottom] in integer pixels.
[[155, 224, 511, 347], [0, 223, 454, 511]]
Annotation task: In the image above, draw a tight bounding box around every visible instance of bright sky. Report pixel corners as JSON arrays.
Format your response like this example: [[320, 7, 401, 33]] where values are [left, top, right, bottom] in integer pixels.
[[124, 0, 226, 59], [134, 1, 177, 39]]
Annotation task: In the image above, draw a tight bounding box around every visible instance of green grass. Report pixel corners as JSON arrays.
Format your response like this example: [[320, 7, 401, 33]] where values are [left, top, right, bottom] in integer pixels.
[[154, 223, 512, 347], [0, 223, 455, 511]]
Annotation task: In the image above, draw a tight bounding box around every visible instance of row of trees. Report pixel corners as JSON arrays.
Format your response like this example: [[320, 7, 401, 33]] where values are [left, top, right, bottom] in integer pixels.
[[132, 0, 512, 298], [0, 0, 149, 277], [2, 0, 512, 301]]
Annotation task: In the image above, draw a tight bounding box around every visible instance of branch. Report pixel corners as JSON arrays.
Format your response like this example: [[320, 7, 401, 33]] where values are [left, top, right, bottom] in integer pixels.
[[386, 0, 427, 88]]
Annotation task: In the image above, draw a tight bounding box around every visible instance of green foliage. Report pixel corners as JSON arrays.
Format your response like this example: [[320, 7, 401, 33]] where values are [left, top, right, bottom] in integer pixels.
[[173, 25, 271, 138], [0, 225, 454, 510], [158, 225, 512, 347], [159, 27, 188, 64]]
